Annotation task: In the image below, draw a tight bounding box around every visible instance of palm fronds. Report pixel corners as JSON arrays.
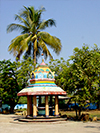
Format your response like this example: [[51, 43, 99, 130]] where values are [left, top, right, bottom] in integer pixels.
[[7, 6, 62, 62], [37, 31, 62, 54], [7, 24, 28, 33], [39, 19, 56, 30]]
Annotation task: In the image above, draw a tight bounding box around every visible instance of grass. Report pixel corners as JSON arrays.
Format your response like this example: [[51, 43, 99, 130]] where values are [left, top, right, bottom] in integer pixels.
[[13, 108, 100, 121], [14, 108, 26, 112], [59, 109, 100, 119]]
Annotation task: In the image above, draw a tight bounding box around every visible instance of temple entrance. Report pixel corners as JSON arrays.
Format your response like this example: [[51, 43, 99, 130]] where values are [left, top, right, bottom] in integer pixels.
[[27, 95, 59, 117]]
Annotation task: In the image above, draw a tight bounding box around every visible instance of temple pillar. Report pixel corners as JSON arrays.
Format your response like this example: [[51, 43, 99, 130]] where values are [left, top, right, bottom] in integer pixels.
[[27, 96, 32, 116], [33, 96, 37, 117], [55, 96, 59, 116], [45, 96, 49, 117]]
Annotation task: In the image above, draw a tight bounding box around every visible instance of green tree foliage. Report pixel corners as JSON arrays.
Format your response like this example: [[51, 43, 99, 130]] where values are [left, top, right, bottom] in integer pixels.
[[48, 57, 69, 89], [18, 96, 27, 104], [48, 44, 100, 116], [67, 45, 100, 111], [16, 57, 35, 88], [7, 6, 62, 63], [0, 57, 34, 112], [0, 60, 20, 112]]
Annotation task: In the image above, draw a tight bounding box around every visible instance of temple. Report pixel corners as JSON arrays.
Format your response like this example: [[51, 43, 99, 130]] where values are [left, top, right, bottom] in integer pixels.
[[17, 59, 66, 117]]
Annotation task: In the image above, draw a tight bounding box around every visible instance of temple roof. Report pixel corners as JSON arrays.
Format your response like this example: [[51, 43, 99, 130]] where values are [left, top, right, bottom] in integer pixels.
[[17, 59, 66, 96]]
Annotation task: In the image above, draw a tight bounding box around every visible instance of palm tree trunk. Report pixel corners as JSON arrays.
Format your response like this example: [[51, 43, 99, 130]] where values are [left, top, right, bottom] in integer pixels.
[[33, 46, 36, 66]]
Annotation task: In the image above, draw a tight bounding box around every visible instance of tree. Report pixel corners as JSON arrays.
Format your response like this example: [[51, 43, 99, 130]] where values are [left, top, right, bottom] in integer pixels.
[[7, 6, 62, 63], [66, 45, 100, 116], [48, 44, 100, 117], [67, 45, 100, 114], [0, 57, 34, 113], [0, 60, 20, 113]]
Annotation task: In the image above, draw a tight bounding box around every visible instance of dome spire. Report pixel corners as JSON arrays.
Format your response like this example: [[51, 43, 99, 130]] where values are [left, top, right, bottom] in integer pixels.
[[42, 58, 44, 63], [40, 53, 46, 66]]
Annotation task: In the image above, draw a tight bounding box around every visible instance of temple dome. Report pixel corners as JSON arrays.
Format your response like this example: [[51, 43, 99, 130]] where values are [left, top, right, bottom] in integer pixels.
[[18, 59, 66, 96]]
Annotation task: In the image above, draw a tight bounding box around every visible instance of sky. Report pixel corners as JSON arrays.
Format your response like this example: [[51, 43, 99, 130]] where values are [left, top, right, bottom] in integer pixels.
[[0, 0, 100, 63]]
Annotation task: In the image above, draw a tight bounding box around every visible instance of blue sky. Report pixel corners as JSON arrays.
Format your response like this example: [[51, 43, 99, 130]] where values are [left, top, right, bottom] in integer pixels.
[[0, 0, 100, 63]]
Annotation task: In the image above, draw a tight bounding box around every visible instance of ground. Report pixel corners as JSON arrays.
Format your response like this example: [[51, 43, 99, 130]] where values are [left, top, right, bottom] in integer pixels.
[[0, 114, 100, 133]]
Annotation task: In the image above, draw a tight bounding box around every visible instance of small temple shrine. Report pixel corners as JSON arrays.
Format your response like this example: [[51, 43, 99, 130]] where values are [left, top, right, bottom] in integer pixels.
[[18, 58, 66, 117]]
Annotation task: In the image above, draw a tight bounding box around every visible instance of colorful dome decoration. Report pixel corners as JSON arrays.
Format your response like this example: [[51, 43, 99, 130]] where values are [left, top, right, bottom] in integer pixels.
[[18, 59, 66, 96]]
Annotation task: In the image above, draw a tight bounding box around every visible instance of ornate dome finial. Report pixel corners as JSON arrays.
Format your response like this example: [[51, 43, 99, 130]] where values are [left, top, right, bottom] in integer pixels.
[[41, 53, 44, 63], [42, 58, 44, 63]]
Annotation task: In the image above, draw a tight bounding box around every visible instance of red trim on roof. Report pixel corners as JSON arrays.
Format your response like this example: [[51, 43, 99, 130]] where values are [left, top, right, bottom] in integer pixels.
[[18, 91, 66, 96]]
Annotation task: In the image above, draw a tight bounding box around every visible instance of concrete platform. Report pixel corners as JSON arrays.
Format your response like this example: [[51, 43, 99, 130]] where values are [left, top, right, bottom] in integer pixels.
[[18, 116, 67, 122]]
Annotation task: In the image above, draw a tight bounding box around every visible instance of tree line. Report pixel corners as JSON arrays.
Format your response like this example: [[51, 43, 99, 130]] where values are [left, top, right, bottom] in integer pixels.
[[0, 44, 100, 115]]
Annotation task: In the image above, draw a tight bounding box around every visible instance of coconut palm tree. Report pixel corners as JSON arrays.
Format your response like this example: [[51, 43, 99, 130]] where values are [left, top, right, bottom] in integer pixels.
[[7, 6, 62, 64]]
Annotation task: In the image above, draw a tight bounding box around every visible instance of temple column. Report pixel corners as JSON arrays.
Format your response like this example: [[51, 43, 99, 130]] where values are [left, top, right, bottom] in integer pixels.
[[27, 96, 32, 116], [33, 96, 37, 117], [45, 95, 49, 117], [55, 96, 59, 116]]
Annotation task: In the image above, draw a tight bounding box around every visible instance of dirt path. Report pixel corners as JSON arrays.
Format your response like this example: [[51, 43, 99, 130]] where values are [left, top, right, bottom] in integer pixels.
[[0, 114, 100, 133]]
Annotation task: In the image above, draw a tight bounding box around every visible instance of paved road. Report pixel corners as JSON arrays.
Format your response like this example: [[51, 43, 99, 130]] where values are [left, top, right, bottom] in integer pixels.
[[0, 114, 100, 133]]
